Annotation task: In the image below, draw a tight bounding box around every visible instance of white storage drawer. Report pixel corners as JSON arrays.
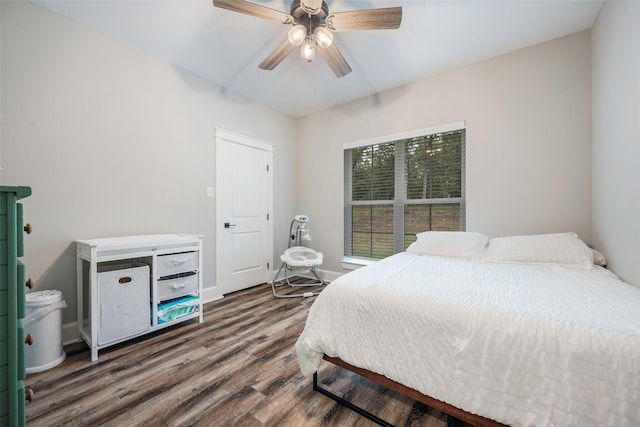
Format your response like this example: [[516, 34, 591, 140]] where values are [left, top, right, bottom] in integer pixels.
[[157, 251, 198, 277], [97, 264, 150, 346], [157, 272, 199, 301]]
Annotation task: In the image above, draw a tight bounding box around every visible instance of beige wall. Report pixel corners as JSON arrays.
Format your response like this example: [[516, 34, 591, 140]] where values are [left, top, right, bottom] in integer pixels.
[[591, 1, 640, 286], [0, 1, 297, 323], [6, 0, 638, 332], [297, 31, 592, 273]]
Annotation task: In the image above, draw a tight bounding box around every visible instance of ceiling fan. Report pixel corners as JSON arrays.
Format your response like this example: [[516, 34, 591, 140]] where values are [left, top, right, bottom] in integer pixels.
[[212, 0, 402, 78]]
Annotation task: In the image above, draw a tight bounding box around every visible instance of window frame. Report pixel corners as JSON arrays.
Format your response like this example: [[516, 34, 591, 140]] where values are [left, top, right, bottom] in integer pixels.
[[344, 121, 466, 264]]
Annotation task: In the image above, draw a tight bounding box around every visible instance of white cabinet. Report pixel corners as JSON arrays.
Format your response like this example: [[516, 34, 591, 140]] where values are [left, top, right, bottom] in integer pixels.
[[76, 234, 203, 361]]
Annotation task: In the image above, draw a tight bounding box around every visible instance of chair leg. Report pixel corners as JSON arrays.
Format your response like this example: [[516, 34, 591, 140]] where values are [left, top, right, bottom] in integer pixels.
[[310, 267, 325, 286], [271, 264, 325, 299]]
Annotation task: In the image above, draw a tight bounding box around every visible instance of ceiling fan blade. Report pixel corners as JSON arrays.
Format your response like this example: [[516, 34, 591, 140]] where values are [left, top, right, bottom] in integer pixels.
[[212, 0, 293, 24], [318, 43, 352, 78], [259, 38, 297, 71], [326, 7, 402, 31]]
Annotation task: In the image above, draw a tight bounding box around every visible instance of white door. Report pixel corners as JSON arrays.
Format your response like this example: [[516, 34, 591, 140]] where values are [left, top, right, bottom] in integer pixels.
[[215, 129, 273, 295]]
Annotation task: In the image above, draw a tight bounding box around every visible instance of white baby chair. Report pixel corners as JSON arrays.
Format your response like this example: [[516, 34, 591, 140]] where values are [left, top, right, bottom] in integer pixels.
[[271, 215, 325, 298]]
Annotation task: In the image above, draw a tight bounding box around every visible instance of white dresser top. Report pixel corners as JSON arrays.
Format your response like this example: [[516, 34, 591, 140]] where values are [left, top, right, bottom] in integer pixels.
[[76, 234, 202, 259]]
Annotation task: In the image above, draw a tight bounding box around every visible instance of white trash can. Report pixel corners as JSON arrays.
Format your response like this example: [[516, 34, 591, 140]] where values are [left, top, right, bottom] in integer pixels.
[[24, 290, 67, 374]]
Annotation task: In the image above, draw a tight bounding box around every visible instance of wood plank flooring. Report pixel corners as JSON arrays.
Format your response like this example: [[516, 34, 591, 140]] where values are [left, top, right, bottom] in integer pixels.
[[25, 280, 452, 426]]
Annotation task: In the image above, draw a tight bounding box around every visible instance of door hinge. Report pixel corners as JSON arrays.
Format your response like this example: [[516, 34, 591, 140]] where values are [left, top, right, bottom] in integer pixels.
[[267, 262, 270, 270], [267, 213, 269, 221], [267, 164, 269, 172]]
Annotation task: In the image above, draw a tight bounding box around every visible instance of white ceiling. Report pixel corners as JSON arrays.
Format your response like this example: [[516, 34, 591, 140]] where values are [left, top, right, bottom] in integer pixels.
[[36, 0, 603, 117]]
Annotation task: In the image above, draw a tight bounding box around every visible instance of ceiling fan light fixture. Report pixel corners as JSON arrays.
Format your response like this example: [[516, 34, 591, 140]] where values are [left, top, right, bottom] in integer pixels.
[[300, 37, 315, 62], [288, 24, 307, 46], [314, 26, 333, 49]]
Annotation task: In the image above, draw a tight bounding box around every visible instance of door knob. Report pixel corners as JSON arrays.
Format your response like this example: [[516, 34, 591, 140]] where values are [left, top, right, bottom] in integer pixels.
[[224, 222, 237, 229]]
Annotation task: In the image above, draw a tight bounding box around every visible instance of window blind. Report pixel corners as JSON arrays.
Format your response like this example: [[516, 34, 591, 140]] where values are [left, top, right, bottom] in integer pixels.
[[345, 127, 466, 260]]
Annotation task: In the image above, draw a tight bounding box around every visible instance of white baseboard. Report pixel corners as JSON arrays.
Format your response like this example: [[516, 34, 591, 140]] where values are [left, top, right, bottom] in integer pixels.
[[202, 286, 224, 304], [62, 322, 80, 346], [288, 268, 342, 283], [316, 268, 342, 282]]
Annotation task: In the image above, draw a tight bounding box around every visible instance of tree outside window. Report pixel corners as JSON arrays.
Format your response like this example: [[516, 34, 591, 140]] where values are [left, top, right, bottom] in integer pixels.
[[345, 128, 465, 260]]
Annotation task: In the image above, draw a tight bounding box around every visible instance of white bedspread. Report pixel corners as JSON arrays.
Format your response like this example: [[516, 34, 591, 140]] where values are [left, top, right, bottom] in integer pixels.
[[295, 252, 640, 426]]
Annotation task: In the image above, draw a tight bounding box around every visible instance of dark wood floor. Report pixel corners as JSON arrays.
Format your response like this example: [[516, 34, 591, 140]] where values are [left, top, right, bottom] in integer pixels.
[[25, 280, 451, 426]]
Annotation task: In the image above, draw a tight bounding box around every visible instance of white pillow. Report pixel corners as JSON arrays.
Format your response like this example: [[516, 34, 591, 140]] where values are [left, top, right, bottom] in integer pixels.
[[591, 248, 607, 267], [483, 232, 593, 269], [406, 231, 489, 260]]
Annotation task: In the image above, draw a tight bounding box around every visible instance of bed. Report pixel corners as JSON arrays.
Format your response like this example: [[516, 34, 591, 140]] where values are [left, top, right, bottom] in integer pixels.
[[295, 232, 640, 426]]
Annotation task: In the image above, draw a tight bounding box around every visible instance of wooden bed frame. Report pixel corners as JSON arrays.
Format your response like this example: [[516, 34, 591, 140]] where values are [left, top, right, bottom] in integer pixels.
[[314, 355, 507, 427]]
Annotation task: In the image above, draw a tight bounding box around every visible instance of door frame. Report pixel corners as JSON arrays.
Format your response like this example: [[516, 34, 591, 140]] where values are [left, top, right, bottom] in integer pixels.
[[215, 128, 274, 294]]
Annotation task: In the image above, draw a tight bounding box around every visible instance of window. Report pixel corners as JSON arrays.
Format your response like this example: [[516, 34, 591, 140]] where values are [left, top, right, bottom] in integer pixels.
[[344, 123, 465, 260]]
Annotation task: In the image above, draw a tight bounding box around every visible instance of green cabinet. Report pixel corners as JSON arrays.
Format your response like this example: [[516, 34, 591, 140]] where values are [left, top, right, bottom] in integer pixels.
[[1, 186, 32, 427]]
